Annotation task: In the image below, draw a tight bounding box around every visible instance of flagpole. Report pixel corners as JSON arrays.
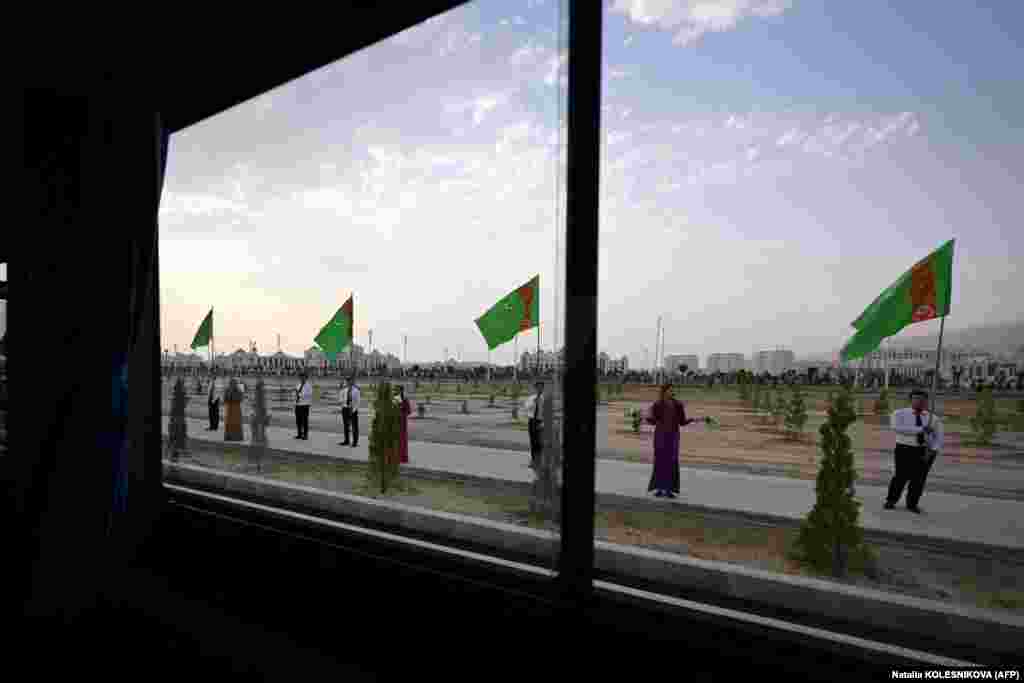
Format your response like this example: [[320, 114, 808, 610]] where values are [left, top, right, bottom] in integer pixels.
[[655, 316, 662, 385], [514, 334, 518, 382], [929, 315, 946, 418]]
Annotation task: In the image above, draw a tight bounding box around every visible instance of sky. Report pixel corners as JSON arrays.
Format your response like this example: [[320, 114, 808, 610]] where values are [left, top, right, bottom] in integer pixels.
[[159, 0, 1024, 368]]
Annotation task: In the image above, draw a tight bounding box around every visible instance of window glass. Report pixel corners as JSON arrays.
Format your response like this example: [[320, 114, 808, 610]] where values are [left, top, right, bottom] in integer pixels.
[[596, 0, 1024, 651], [160, 0, 569, 572]]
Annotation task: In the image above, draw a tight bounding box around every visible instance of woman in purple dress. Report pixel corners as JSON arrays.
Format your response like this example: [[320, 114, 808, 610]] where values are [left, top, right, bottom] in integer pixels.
[[646, 383, 706, 499]]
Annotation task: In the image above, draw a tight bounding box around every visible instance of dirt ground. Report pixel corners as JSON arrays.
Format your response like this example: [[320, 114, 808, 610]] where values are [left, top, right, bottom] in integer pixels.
[[605, 390, 1024, 489], [168, 443, 1024, 613]]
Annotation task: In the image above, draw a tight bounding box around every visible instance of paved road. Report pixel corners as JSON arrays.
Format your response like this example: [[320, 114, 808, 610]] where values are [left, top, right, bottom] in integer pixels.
[[165, 400, 1024, 501], [165, 415, 1024, 551]]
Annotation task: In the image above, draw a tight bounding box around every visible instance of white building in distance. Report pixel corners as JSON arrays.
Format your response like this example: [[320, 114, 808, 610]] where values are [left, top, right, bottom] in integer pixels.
[[664, 354, 699, 374], [599, 351, 629, 374], [706, 353, 746, 373], [753, 349, 795, 376]]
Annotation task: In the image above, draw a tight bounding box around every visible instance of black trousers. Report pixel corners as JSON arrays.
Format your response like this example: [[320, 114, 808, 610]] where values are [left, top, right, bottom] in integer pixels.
[[887, 444, 936, 508], [295, 405, 310, 438], [343, 408, 359, 445], [528, 418, 543, 465], [208, 399, 220, 430]]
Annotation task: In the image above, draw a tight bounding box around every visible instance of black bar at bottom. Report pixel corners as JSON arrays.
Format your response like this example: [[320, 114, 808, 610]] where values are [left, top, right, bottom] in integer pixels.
[[558, 0, 602, 601]]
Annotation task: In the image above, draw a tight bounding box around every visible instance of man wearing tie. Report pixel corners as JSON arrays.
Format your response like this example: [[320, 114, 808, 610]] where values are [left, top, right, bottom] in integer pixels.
[[295, 371, 312, 440], [207, 369, 222, 431], [339, 376, 361, 447], [885, 389, 944, 514], [524, 381, 545, 469]]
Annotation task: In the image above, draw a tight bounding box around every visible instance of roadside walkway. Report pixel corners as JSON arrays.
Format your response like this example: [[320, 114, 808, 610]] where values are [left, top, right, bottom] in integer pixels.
[[165, 416, 1024, 551]]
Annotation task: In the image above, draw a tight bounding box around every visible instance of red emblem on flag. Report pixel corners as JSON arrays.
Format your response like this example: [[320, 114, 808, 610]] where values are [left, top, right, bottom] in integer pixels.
[[909, 261, 938, 323]]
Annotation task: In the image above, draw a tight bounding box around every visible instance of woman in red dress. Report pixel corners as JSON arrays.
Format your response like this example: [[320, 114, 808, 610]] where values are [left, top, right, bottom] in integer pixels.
[[396, 385, 412, 464]]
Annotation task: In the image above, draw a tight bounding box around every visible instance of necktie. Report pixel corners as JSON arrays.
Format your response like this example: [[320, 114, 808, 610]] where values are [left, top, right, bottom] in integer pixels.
[[915, 412, 922, 427], [347, 387, 352, 407], [534, 393, 541, 420]]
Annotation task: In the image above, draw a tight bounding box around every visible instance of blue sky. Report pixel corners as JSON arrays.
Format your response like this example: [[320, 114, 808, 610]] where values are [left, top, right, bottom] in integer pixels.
[[159, 0, 1023, 367]]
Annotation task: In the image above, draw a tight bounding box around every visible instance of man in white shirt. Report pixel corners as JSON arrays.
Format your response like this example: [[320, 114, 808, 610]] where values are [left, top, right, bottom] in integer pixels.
[[295, 371, 312, 440], [207, 369, 222, 431], [886, 389, 943, 514], [339, 376, 362, 447], [523, 381, 545, 469]]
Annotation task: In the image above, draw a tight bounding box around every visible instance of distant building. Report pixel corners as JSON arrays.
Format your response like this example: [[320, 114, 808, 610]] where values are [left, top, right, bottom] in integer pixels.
[[598, 351, 629, 374], [521, 348, 564, 373], [753, 349, 795, 376], [664, 354, 699, 374], [706, 353, 745, 373]]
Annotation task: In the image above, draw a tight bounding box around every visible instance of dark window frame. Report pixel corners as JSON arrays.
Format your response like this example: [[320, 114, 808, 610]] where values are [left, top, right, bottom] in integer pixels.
[[144, 1, 1005, 668]]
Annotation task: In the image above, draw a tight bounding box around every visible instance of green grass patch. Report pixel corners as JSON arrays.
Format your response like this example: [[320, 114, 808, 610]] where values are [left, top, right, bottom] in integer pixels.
[[954, 576, 1024, 611]]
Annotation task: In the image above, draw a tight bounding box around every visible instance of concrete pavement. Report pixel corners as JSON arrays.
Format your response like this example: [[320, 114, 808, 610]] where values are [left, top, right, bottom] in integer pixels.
[[164, 415, 1024, 551]]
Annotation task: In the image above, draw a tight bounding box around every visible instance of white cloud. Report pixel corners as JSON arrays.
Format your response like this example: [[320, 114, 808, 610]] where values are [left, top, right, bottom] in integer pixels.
[[473, 95, 504, 125], [443, 93, 511, 127], [513, 16, 526, 25], [776, 128, 806, 147], [510, 41, 546, 66], [160, 192, 250, 218], [607, 130, 633, 145], [294, 187, 354, 214], [607, 67, 630, 80], [610, 0, 792, 47], [544, 51, 568, 87]]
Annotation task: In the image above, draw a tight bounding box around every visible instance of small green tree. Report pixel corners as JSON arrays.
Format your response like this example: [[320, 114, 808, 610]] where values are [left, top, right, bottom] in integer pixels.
[[784, 384, 808, 440], [772, 386, 786, 426], [631, 409, 642, 433], [738, 373, 751, 402], [970, 386, 998, 445], [793, 385, 865, 578], [166, 378, 189, 461], [752, 382, 761, 410], [367, 382, 401, 494], [762, 389, 774, 423], [874, 388, 890, 415]]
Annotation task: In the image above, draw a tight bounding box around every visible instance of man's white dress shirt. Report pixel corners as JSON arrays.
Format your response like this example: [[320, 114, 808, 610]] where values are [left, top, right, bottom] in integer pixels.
[[296, 380, 313, 407], [891, 407, 944, 453]]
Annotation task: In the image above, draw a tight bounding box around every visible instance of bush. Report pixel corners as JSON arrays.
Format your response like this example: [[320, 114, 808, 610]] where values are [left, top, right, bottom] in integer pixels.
[[784, 385, 808, 439], [793, 384, 865, 578], [367, 382, 401, 494], [631, 409, 642, 433], [739, 376, 751, 402], [772, 386, 786, 426], [970, 387, 998, 445], [874, 388, 890, 415]]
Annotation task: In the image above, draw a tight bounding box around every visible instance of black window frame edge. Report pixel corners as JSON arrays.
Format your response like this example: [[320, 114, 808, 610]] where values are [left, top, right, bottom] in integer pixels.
[[139, 0, 1007, 670], [158, 482, 981, 671]]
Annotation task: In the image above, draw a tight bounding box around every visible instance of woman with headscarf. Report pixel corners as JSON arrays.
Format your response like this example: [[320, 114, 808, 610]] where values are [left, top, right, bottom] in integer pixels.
[[395, 385, 412, 464], [646, 383, 708, 498]]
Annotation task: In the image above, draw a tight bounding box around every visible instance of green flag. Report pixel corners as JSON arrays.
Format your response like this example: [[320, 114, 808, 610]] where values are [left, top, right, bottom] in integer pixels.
[[314, 295, 354, 360], [190, 309, 213, 350], [840, 239, 955, 362], [475, 275, 539, 351]]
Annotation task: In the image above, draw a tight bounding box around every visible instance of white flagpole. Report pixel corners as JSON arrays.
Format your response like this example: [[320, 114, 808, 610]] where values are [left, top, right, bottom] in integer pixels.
[[929, 316, 946, 420], [514, 334, 518, 382]]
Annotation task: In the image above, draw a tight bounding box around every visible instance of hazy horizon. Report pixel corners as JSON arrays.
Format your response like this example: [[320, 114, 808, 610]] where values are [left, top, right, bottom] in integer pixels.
[[159, 1, 1023, 370]]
